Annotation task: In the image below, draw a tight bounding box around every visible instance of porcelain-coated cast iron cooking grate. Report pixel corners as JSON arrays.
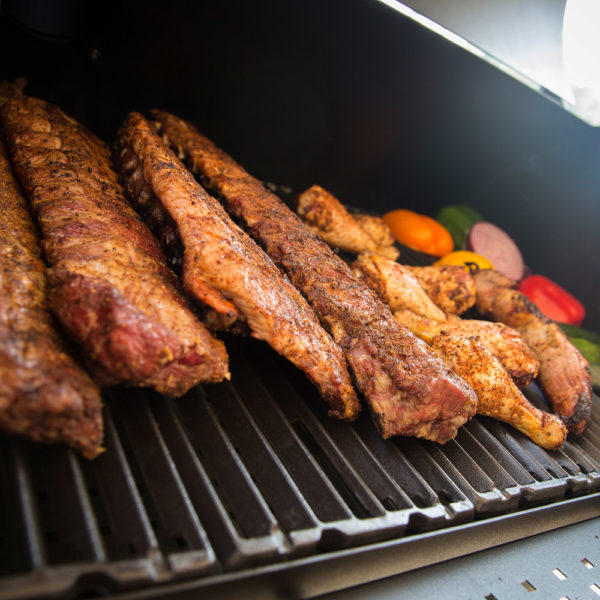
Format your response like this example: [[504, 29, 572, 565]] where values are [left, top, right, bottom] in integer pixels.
[[1, 334, 599, 599]]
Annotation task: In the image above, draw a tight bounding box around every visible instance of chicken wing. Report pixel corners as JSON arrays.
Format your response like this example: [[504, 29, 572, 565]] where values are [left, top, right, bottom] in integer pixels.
[[354, 213, 396, 247], [406, 265, 477, 315], [394, 310, 539, 388], [474, 269, 591, 434], [352, 252, 446, 321], [431, 334, 567, 450], [297, 185, 399, 259]]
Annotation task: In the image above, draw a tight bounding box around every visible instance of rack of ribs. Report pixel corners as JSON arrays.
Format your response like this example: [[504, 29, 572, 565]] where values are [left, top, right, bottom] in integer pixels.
[[474, 269, 591, 434], [0, 85, 228, 398], [0, 136, 103, 458], [115, 112, 359, 421], [151, 109, 477, 443]]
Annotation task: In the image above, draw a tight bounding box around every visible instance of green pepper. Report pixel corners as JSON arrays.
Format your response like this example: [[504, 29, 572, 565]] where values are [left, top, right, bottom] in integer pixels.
[[559, 323, 600, 346], [559, 324, 600, 392], [435, 204, 483, 250]]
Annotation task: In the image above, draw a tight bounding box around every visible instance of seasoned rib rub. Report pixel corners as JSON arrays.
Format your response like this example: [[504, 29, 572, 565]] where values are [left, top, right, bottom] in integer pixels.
[[0, 86, 228, 397], [116, 113, 359, 420], [0, 136, 103, 458], [153, 110, 478, 442]]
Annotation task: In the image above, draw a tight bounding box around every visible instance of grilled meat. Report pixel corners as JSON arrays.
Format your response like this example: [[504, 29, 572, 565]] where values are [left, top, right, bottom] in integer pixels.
[[0, 86, 228, 397], [153, 109, 478, 443], [353, 213, 396, 248], [474, 269, 591, 434], [116, 113, 359, 421], [431, 334, 567, 450], [352, 252, 446, 321], [297, 185, 399, 259], [394, 309, 539, 388], [0, 136, 103, 458], [407, 265, 477, 316]]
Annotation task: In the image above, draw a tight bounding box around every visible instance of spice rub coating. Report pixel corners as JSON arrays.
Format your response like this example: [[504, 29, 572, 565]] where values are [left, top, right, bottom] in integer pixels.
[[474, 269, 591, 434], [152, 110, 478, 442], [0, 88, 228, 398], [0, 135, 103, 458], [116, 113, 359, 420]]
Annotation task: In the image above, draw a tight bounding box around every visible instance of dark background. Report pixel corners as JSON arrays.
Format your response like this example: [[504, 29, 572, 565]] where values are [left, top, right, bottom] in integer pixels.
[[1, 0, 598, 330]]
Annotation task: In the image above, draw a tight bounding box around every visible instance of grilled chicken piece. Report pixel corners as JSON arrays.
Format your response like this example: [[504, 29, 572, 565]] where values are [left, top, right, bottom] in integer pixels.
[[406, 265, 477, 316], [394, 310, 539, 388], [474, 269, 591, 434], [116, 113, 359, 421], [352, 252, 446, 321], [354, 213, 396, 248], [0, 86, 228, 398], [297, 185, 399, 260], [153, 109, 477, 443], [0, 136, 103, 458], [431, 334, 567, 450]]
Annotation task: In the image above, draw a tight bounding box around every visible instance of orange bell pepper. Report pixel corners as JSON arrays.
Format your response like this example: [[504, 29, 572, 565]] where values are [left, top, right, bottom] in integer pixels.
[[383, 209, 454, 257]]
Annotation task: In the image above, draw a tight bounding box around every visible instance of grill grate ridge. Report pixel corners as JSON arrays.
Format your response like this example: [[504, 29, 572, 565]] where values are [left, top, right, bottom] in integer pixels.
[[1, 336, 599, 599]]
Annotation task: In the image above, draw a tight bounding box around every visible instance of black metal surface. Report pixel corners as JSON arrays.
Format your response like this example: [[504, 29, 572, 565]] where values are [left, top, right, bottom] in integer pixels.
[[1, 333, 600, 599]]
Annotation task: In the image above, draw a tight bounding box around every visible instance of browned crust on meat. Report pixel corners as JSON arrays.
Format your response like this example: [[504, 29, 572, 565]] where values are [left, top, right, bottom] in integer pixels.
[[431, 334, 567, 450], [0, 135, 103, 458], [152, 109, 478, 443], [407, 265, 477, 316], [474, 270, 591, 434], [0, 87, 229, 397], [297, 185, 399, 259], [115, 113, 359, 420]]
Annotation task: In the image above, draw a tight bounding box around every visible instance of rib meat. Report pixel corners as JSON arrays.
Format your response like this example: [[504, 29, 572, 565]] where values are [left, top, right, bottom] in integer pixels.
[[0, 86, 228, 398], [474, 269, 591, 434], [0, 136, 103, 458], [116, 113, 359, 420], [152, 110, 477, 443]]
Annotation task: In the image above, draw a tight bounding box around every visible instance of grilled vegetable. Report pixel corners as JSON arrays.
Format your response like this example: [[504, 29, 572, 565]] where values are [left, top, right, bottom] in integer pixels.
[[383, 209, 454, 257], [559, 324, 600, 393], [435, 250, 493, 273], [467, 222, 524, 281], [518, 275, 585, 326], [435, 204, 483, 250]]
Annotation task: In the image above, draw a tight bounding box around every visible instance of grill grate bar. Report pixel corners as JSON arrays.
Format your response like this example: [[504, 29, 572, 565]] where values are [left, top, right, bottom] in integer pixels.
[[5, 442, 45, 572], [109, 393, 216, 577], [89, 406, 159, 563], [205, 382, 320, 534], [225, 344, 354, 524], [1, 335, 599, 599]]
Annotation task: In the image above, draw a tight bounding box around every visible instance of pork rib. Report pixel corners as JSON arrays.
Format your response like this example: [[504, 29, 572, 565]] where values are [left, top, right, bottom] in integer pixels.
[[116, 113, 359, 420], [0, 86, 229, 398], [0, 136, 103, 458], [152, 110, 477, 442]]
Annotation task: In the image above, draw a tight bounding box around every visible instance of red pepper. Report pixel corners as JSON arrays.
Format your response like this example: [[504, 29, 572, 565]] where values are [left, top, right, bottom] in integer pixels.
[[518, 275, 586, 326]]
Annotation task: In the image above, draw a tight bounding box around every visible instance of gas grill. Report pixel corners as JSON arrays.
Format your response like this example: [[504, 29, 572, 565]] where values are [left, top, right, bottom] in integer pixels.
[[1, 335, 599, 599], [1, 0, 600, 598]]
